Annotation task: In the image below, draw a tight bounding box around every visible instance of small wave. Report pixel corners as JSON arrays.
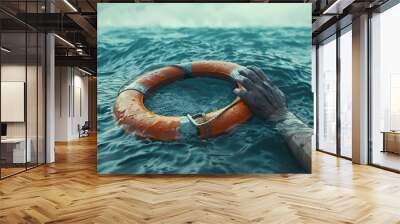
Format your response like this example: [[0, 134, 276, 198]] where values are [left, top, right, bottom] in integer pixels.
[[97, 27, 311, 174]]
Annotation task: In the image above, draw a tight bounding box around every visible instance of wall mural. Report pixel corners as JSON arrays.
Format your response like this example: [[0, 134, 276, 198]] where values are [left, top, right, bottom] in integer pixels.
[[97, 3, 313, 174]]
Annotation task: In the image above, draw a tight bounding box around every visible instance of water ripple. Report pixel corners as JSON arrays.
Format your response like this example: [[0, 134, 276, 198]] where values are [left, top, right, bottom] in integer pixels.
[[97, 27, 312, 174]]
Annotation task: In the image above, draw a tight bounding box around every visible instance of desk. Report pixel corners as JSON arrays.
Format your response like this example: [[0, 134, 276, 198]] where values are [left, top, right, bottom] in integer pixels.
[[382, 131, 400, 154], [1, 138, 31, 163]]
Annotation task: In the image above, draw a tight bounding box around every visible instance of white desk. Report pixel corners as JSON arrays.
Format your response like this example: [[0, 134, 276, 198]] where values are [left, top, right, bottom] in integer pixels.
[[1, 138, 31, 163]]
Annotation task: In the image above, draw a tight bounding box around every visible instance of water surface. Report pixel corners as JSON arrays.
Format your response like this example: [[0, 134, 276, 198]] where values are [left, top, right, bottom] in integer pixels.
[[97, 27, 312, 174]]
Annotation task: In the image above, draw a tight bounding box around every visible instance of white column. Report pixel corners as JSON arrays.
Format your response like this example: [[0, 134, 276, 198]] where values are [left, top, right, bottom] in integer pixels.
[[46, 33, 55, 163], [352, 14, 369, 164], [45, 1, 55, 163], [54, 67, 73, 141]]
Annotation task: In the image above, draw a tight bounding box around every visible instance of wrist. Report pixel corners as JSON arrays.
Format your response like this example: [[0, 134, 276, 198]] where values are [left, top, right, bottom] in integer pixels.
[[269, 108, 290, 122]]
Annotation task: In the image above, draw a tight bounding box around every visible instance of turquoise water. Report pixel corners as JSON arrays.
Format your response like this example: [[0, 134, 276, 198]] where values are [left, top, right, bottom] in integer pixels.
[[97, 27, 312, 174]]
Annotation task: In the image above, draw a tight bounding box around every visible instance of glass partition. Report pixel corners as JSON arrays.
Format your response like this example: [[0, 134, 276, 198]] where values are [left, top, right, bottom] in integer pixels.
[[317, 36, 337, 154], [0, 1, 46, 179], [27, 30, 38, 169], [1, 31, 28, 177], [26, 0, 43, 170]]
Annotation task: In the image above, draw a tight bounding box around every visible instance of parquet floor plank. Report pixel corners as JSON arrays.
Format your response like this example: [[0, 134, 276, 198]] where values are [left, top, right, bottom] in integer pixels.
[[1, 135, 400, 223]]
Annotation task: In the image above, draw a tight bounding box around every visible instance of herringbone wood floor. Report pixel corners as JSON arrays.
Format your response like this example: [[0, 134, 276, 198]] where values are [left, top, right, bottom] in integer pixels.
[[1, 135, 400, 224]]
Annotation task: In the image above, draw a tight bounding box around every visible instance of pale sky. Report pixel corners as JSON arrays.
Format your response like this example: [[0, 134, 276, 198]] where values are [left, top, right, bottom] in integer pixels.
[[98, 3, 311, 28]]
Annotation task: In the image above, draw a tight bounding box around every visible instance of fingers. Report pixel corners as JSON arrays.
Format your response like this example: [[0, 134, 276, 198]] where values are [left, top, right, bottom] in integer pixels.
[[257, 78, 275, 98], [265, 86, 287, 108], [233, 65, 287, 112], [256, 85, 278, 108], [233, 88, 245, 96], [234, 75, 254, 91], [238, 68, 262, 84], [233, 88, 251, 102], [274, 87, 287, 105], [247, 66, 272, 83]]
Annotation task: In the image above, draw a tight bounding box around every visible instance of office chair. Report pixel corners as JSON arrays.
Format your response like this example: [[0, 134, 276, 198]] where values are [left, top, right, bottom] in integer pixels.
[[79, 121, 90, 138]]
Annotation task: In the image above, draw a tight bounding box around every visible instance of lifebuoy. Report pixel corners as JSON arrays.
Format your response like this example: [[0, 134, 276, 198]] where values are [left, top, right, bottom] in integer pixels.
[[113, 61, 252, 141]]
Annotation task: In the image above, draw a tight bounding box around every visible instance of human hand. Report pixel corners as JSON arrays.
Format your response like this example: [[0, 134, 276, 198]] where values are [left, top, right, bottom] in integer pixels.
[[233, 66, 288, 121]]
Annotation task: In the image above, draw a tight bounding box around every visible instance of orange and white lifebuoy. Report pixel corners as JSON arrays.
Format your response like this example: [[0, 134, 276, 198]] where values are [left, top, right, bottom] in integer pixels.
[[113, 60, 252, 141]]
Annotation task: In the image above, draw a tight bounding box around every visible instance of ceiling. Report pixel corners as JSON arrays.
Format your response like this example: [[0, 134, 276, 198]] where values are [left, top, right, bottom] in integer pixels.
[[0, 0, 98, 73], [311, 0, 390, 44]]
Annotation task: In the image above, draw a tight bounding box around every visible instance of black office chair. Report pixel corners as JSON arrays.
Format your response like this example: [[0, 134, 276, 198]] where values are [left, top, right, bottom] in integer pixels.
[[79, 121, 90, 138]]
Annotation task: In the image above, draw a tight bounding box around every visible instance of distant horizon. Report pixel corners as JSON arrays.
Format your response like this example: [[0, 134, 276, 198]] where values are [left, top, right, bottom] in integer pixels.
[[99, 25, 312, 31], [98, 3, 311, 29]]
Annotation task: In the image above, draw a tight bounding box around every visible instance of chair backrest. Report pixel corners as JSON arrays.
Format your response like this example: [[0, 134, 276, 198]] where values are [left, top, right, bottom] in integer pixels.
[[82, 121, 90, 129]]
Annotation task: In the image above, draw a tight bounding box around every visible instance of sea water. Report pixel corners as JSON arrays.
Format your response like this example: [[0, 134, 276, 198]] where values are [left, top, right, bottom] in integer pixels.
[[97, 27, 312, 174]]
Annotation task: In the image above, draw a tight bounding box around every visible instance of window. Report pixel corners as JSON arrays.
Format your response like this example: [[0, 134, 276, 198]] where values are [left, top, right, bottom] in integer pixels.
[[317, 36, 337, 154], [370, 3, 400, 171], [339, 28, 352, 158]]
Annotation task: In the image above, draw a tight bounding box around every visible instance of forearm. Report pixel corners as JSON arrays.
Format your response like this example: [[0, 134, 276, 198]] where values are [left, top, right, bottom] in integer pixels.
[[275, 112, 312, 172], [230, 65, 312, 171]]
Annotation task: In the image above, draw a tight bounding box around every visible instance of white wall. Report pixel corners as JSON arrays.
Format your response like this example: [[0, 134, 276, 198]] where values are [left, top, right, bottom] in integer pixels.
[[1, 65, 27, 140], [55, 67, 89, 141], [1, 63, 46, 164], [55, 66, 69, 141], [1, 64, 39, 137], [71, 72, 89, 138]]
